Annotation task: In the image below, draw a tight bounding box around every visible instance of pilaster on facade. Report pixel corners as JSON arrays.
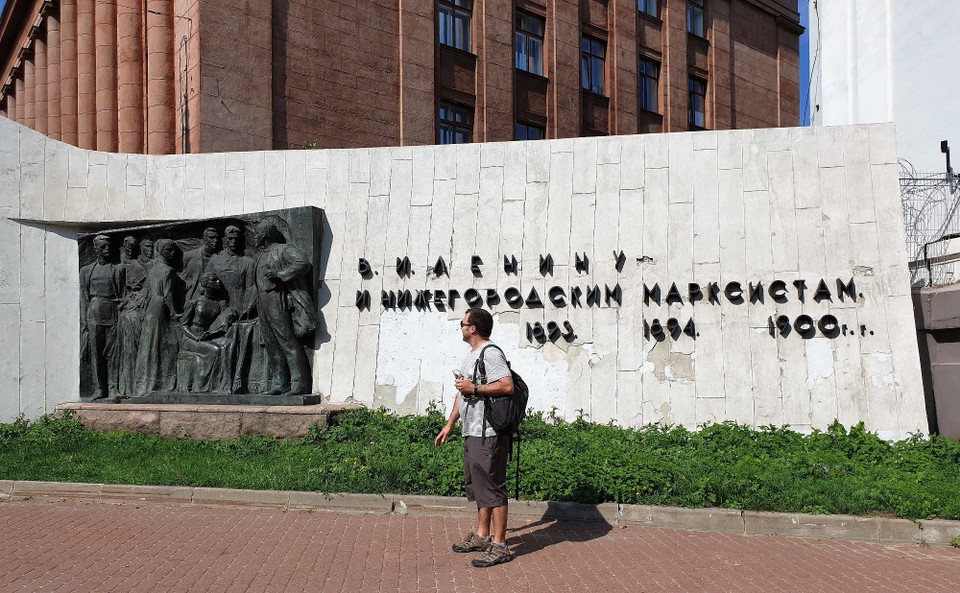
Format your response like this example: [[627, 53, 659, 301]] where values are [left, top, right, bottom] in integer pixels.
[[0, 0, 802, 153], [0, 0, 179, 154]]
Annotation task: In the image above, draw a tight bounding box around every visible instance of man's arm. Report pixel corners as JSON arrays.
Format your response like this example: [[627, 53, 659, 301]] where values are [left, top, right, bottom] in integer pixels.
[[475, 348, 514, 396], [276, 246, 311, 282], [434, 395, 462, 446], [469, 375, 514, 397]]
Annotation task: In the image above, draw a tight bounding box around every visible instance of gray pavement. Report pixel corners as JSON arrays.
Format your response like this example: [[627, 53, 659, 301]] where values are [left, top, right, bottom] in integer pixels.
[[2, 498, 960, 593]]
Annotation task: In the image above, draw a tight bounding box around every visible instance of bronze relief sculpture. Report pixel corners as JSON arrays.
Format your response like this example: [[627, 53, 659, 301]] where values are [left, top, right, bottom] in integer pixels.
[[77, 207, 324, 404]]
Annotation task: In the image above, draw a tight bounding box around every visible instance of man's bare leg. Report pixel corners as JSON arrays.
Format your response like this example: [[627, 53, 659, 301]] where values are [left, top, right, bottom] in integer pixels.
[[477, 507, 492, 538], [491, 504, 508, 544]]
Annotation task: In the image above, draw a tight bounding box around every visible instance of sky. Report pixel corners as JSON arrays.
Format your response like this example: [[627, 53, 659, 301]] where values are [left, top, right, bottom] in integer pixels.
[[799, 0, 811, 125]]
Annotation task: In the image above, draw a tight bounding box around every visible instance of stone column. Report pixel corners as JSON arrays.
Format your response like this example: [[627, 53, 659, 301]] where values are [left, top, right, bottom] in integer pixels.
[[117, 0, 144, 153], [95, 0, 119, 151], [35, 31, 48, 135], [23, 54, 36, 129], [77, 0, 97, 149], [146, 0, 174, 154], [60, 0, 79, 144], [15, 76, 25, 124], [4, 92, 14, 122], [47, 13, 61, 140]]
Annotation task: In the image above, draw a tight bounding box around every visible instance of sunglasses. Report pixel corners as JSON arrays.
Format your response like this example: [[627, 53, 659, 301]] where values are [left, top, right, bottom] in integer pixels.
[[460, 321, 474, 327]]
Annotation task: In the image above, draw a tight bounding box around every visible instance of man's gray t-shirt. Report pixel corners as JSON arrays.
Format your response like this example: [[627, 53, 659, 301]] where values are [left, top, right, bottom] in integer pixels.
[[458, 342, 511, 437]]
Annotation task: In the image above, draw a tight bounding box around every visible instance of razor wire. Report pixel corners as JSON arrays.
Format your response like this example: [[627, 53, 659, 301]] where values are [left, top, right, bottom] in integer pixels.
[[900, 158, 960, 286]]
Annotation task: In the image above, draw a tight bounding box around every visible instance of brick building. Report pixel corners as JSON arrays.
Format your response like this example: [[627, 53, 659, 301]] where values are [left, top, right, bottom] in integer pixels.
[[0, 0, 801, 154]]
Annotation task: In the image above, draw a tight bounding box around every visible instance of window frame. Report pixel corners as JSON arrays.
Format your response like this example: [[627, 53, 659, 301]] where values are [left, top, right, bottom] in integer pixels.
[[515, 121, 545, 141], [580, 34, 606, 96], [638, 0, 659, 20], [688, 76, 707, 130], [439, 0, 473, 52], [438, 101, 474, 145], [514, 11, 546, 76], [687, 0, 705, 38], [638, 57, 660, 114]]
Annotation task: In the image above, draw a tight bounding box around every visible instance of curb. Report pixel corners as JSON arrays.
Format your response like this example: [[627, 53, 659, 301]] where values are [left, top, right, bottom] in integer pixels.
[[4, 480, 959, 546]]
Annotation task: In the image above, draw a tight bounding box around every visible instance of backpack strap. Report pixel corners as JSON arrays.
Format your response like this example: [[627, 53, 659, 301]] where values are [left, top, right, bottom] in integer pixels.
[[473, 343, 508, 439], [472, 343, 502, 385], [514, 431, 521, 500]]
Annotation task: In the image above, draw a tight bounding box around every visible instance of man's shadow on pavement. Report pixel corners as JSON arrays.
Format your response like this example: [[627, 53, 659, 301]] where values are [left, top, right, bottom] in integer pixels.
[[507, 501, 615, 557]]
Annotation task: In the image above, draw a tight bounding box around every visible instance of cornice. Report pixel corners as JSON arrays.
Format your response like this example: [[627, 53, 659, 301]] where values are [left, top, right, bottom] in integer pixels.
[[742, 0, 804, 33], [0, 0, 48, 98]]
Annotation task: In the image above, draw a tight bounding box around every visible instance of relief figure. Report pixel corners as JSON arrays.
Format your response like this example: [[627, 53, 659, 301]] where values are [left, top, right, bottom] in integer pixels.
[[79, 235, 125, 399], [134, 239, 186, 395], [251, 220, 319, 395], [177, 273, 234, 393]]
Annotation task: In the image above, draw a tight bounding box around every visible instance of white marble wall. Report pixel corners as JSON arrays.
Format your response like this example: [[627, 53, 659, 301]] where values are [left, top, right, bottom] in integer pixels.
[[0, 117, 928, 438]]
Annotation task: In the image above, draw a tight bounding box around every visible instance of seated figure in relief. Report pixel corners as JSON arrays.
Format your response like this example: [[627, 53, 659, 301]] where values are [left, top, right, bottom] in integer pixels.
[[177, 272, 235, 393]]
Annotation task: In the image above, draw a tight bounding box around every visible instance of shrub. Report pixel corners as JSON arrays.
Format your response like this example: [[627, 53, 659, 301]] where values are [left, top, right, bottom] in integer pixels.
[[1, 411, 959, 521]]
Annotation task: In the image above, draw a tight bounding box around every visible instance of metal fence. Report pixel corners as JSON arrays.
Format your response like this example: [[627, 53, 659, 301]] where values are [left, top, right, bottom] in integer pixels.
[[900, 159, 960, 287]]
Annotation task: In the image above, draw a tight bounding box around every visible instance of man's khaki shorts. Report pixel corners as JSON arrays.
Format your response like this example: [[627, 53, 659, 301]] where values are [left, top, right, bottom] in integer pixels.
[[463, 435, 510, 508]]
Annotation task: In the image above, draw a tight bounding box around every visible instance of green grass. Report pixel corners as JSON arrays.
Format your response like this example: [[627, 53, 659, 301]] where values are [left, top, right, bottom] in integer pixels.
[[2, 409, 960, 521]]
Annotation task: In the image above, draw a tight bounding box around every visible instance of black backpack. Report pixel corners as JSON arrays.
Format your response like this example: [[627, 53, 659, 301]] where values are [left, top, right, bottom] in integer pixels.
[[473, 344, 529, 499]]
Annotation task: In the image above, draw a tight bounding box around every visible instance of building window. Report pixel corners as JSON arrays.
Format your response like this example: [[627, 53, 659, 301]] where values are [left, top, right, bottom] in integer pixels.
[[638, 58, 659, 113], [516, 122, 545, 141], [439, 102, 473, 144], [580, 35, 606, 95], [439, 0, 472, 52], [687, 0, 705, 37], [515, 12, 545, 76], [688, 77, 706, 129], [638, 0, 659, 19]]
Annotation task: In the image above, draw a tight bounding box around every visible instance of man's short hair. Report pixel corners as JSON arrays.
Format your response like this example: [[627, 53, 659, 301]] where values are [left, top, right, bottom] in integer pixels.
[[256, 220, 286, 244], [203, 227, 220, 237], [466, 308, 493, 338], [224, 225, 242, 236], [93, 235, 110, 246]]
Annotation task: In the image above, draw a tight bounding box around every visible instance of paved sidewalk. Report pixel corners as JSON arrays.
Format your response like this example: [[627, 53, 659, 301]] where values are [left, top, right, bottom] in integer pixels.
[[2, 499, 959, 593]]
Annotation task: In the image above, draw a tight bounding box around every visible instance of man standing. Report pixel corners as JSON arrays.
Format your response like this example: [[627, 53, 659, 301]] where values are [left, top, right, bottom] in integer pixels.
[[252, 220, 319, 395], [138, 239, 155, 269], [79, 235, 125, 399], [209, 225, 256, 318], [183, 227, 221, 301], [435, 308, 515, 567], [119, 235, 147, 287]]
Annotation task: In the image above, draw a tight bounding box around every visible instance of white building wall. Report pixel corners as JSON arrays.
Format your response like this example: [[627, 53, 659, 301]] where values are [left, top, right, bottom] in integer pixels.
[[0, 117, 928, 438], [809, 0, 960, 172]]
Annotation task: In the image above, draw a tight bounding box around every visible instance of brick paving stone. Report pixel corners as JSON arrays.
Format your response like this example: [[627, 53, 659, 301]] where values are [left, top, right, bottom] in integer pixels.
[[1, 499, 960, 593]]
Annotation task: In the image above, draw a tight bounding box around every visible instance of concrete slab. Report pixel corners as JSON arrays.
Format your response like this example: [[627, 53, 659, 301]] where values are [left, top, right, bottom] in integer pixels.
[[536, 501, 620, 524], [191, 487, 290, 510], [11, 480, 103, 500], [743, 511, 881, 542], [99, 484, 194, 505], [394, 495, 472, 517], [919, 519, 960, 546], [621, 505, 745, 533], [287, 491, 393, 514], [880, 518, 925, 544]]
